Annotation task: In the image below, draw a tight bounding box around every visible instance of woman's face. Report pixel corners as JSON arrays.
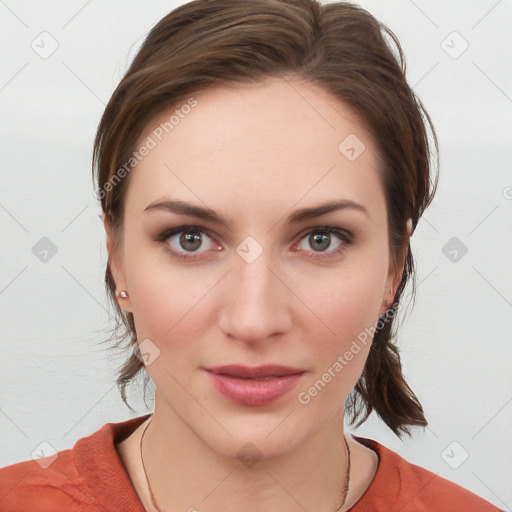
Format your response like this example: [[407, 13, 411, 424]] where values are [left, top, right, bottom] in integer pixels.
[[106, 77, 399, 459]]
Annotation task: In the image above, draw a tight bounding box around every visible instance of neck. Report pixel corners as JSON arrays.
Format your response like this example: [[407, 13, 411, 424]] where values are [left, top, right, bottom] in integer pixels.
[[140, 396, 352, 512]]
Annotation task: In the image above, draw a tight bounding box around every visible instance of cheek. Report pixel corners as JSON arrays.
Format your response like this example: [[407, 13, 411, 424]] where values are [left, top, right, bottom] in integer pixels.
[[294, 272, 383, 414], [123, 237, 211, 346], [126, 263, 214, 393], [295, 255, 387, 385], [304, 263, 386, 347], [128, 268, 212, 344]]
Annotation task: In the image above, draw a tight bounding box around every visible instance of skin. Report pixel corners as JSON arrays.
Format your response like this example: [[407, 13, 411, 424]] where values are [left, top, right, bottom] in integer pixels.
[[105, 77, 408, 512]]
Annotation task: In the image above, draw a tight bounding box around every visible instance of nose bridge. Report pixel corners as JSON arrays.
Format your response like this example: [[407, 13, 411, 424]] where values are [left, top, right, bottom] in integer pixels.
[[218, 240, 290, 341], [236, 248, 274, 303]]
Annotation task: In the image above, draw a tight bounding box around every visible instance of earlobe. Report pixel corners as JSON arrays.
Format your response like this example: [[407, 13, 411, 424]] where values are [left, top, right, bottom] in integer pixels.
[[381, 264, 402, 316], [406, 218, 413, 236], [379, 286, 394, 316], [102, 212, 133, 312]]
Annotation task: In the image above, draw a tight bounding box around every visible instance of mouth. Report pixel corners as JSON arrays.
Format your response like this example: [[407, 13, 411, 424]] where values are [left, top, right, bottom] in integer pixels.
[[203, 365, 306, 406], [204, 364, 305, 379]]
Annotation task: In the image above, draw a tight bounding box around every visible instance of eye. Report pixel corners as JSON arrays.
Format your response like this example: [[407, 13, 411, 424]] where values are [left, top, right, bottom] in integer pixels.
[[294, 227, 352, 258], [157, 226, 220, 260], [156, 225, 353, 261]]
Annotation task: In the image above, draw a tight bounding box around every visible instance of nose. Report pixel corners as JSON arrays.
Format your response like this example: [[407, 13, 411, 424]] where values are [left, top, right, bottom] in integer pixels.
[[217, 248, 292, 345]]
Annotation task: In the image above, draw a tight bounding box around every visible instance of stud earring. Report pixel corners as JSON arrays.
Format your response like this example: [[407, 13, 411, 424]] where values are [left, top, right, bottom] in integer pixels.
[[118, 290, 129, 299]]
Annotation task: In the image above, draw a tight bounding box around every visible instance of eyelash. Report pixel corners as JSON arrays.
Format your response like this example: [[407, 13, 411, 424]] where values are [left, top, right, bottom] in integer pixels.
[[155, 225, 353, 261]]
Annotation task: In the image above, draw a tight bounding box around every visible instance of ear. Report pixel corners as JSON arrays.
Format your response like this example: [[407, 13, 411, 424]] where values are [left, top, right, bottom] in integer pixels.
[[380, 219, 412, 316], [102, 212, 133, 313]]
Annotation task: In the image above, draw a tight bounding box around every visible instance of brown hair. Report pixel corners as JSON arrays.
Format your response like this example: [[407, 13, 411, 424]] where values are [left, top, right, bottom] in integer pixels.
[[93, 0, 438, 438]]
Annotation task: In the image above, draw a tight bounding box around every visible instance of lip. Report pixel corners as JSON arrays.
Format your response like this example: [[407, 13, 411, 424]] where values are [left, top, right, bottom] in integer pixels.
[[205, 364, 305, 379], [204, 365, 305, 406]]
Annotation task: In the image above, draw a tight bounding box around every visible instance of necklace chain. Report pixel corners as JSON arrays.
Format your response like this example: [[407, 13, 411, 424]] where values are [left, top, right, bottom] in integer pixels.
[[139, 416, 351, 512]]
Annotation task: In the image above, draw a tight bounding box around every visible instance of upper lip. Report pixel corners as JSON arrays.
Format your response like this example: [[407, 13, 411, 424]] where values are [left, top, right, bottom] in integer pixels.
[[204, 364, 305, 379]]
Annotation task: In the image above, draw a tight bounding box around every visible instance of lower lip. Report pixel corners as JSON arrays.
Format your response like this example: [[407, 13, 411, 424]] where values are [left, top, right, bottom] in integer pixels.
[[205, 370, 304, 406]]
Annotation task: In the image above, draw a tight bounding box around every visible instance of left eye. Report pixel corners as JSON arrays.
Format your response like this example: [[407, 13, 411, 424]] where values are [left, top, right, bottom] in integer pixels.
[[296, 227, 348, 254]]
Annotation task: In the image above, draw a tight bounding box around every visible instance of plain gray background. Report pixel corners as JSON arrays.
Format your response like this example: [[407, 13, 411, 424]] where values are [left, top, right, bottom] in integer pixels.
[[1, 0, 511, 509]]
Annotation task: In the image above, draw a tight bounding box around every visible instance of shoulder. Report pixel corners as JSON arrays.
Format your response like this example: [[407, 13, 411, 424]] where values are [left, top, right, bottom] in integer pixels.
[[0, 448, 97, 511], [351, 436, 503, 512], [0, 414, 151, 512]]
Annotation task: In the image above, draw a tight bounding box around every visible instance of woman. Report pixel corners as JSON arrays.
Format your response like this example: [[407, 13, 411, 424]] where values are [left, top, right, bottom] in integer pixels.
[[0, 0, 503, 510]]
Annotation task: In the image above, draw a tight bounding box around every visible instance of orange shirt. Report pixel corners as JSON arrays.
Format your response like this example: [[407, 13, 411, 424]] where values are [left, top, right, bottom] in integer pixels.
[[0, 413, 503, 511]]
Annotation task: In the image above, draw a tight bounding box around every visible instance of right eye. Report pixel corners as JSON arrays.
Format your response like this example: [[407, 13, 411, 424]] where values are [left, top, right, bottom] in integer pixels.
[[156, 225, 222, 261]]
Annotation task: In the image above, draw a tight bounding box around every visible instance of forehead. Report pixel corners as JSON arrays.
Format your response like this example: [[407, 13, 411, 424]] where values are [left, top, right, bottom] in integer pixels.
[[125, 78, 384, 224]]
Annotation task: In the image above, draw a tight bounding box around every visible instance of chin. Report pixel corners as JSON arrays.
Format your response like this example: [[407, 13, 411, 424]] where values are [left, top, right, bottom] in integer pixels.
[[211, 432, 300, 464], [193, 411, 312, 464]]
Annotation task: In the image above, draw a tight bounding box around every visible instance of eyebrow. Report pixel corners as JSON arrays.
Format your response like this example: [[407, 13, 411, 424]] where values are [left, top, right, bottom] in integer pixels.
[[144, 198, 368, 228]]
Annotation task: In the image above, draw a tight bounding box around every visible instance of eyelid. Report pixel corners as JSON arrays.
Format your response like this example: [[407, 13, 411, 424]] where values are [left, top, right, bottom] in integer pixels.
[[156, 224, 353, 260], [291, 226, 353, 258], [300, 226, 353, 244], [156, 225, 221, 258]]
